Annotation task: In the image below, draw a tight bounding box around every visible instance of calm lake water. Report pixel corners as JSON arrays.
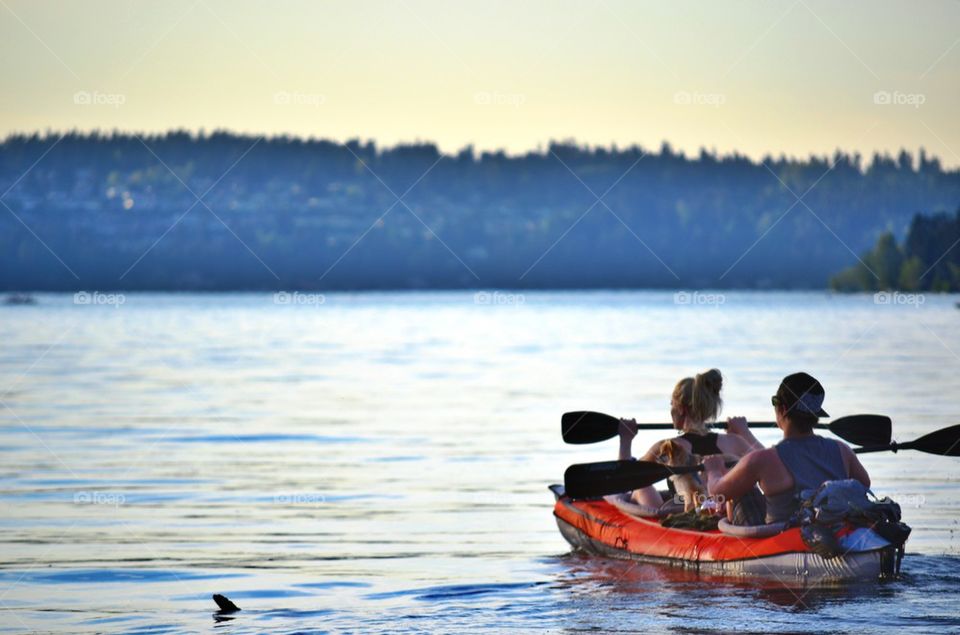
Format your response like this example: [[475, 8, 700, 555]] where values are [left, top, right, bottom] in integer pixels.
[[1, 291, 959, 633]]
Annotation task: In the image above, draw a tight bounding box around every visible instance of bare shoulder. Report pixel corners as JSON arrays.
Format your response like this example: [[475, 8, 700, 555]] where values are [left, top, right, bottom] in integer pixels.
[[833, 439, 860, 466], [831, 438, 855, 458], [741, 447, 776, 468]]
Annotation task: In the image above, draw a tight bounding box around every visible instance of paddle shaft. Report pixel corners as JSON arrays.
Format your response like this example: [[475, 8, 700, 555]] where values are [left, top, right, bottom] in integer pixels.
[[561, 411, 891, 447], [855, 440, 920, 454], [648, 438, 945, 469], [658, 440, 941, 472], [630, 421, 785, 430], [646, 460, 737, 475], [565, 424, 960, 498]]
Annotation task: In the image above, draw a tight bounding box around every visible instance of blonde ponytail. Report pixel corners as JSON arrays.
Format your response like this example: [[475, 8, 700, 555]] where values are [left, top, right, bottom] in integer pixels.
[[672, 369, 723, 434]]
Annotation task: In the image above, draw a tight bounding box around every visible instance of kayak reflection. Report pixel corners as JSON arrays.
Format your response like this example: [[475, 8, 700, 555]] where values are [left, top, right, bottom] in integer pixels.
[[552, 552, 902, 610]]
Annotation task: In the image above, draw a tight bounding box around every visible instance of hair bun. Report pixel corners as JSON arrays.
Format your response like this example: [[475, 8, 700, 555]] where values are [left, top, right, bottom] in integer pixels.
[[676, 369, 723, 427], [697, 368, 723, 395]]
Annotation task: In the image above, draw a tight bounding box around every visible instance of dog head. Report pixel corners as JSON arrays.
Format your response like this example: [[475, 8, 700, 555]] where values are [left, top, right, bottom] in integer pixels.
[[657, 439, 699, 467]]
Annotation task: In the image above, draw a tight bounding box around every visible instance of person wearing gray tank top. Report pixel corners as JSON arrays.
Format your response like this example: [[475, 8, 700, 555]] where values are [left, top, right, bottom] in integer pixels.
[[765, 435, 847, 522], [701, 372, 871, 525]]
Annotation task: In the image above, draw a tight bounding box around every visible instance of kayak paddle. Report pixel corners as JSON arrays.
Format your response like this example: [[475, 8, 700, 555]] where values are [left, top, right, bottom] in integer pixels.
[[563, 459, 714, 500], [563, 424, 960, 499], [853, 424, 960, 456], [561, 411, 891, 447]]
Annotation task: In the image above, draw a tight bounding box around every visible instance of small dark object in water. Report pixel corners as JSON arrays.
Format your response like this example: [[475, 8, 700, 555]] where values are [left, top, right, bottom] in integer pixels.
[[4, 293, 36, 305], [212, 593, 241, 613]]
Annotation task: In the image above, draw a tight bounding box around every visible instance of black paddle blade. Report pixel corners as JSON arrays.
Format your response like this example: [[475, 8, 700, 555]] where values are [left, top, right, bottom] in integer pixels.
[[561, 411, 619, 444], [563, 460, 675, 499], [828, 414, 891, 447], [908, 424, 960, 456]]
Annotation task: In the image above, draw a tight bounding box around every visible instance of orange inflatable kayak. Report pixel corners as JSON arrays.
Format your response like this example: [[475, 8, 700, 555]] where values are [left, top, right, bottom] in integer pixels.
[[550, 485, 904, 582]]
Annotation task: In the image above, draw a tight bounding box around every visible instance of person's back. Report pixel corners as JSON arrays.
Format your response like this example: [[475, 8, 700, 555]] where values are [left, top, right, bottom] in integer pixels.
[[618, 369, 758, 510], [703, 372, 871, 525], [765, 434, 847, 523], [677, 431, 722, 456]]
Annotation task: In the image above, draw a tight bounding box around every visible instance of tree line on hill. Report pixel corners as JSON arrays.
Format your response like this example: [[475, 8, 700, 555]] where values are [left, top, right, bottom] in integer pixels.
[[831, 208, 960, 292], [1, 130, 959, 291]]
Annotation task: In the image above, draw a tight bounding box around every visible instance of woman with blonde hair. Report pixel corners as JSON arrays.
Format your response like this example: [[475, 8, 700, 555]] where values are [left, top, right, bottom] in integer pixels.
[[618, 369, 760, 509]]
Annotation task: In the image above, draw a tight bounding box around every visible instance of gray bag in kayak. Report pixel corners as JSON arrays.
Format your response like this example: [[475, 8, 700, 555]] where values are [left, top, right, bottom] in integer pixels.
[[796, 479, 911, 558], [800, 479, 873, 525]]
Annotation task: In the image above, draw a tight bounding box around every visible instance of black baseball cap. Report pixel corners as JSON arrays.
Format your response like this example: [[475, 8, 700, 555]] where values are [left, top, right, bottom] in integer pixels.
[[776, 372, 829, 418]]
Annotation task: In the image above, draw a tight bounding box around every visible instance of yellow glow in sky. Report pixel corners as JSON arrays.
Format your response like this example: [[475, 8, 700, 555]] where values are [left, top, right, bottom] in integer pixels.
[[2, 0, 958, 165]]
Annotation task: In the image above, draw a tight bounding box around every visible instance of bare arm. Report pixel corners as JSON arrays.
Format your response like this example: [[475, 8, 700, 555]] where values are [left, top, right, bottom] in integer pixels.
[[838, 441, 871, 488], [704, 451, 762, 501], [717, 433, 755, 459], [618, 419, 638, 461], [633, 438, 667, 507], [724, 416, 764, 452], [616, 421, 664, 508]]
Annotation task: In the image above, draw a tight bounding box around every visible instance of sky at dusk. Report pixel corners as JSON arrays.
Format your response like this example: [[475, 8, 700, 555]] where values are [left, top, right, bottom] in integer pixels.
[[2, 0, 958, 165]]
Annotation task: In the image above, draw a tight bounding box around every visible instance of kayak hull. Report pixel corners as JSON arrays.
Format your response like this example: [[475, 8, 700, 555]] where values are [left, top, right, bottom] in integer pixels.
[[551, 485, 903, 583]]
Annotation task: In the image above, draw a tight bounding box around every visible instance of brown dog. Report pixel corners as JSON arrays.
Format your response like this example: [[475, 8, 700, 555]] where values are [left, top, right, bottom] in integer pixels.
[[657, 439, 706, 512]]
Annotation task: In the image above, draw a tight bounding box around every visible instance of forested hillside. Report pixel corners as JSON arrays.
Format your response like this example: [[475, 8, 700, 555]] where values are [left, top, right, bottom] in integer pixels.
[[2, 131, 958, 290], [832, 209, 960, 292]]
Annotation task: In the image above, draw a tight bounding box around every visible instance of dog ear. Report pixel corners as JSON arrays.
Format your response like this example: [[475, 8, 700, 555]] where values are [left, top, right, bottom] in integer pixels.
[[656, 439, 674, 464], [664, 439, 687, 465]]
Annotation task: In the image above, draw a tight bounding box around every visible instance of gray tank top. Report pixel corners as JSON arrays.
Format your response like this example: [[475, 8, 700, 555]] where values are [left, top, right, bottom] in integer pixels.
[[765, 435, 847, 523]]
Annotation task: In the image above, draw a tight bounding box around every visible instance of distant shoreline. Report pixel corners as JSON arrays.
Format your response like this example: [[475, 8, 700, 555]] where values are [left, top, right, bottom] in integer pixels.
[[4, 132, 959, 292]]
